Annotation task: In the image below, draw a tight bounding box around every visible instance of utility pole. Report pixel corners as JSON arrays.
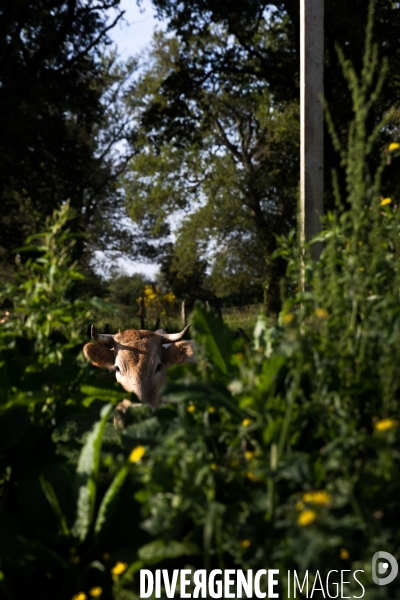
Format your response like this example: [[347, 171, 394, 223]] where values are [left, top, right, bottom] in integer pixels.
[[300, 0, 324, 264]]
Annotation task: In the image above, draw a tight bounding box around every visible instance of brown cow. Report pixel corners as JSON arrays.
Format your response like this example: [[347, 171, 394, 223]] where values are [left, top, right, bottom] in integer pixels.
[[83, 324, 194, 411]]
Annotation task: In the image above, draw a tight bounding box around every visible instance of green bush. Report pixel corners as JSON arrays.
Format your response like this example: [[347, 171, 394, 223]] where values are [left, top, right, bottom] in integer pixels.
[[0, 203, 138, 599]]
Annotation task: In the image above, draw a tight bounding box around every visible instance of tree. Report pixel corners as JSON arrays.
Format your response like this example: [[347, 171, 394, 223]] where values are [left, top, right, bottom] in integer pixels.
[[158, 246, 210, 305], [0, 0, 147, 284], [123, 30, 299, 312], [122, 0, 400, 312], [146, 0, 400, 199]]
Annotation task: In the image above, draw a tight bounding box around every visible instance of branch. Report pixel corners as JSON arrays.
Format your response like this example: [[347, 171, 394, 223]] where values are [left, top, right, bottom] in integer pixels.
[[63, 11, 125, 68], [214, 118, 242, 162]]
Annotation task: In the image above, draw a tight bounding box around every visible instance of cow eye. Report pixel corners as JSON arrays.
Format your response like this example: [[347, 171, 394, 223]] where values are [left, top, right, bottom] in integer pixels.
[[115, 365, 120, 373], [155, 363, 163, 374]]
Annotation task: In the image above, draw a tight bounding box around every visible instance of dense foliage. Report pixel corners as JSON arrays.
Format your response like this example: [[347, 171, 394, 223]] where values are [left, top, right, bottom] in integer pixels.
[[121, 0, 400, 310], [123, 30, 298, 311], [0, 0, 145, 285], [1, 23, 400, 599], [2, 0, 400, 309], [1, 189, 399, 598]]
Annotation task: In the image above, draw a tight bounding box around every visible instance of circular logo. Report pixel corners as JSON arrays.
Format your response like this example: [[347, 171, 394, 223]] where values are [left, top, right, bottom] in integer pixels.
[[372, 552, 398, 586]]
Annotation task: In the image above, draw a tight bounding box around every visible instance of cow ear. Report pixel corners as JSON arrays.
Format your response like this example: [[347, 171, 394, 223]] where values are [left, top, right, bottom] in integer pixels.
[[161, 341, 195, 367], [83, 343, 114, 368]]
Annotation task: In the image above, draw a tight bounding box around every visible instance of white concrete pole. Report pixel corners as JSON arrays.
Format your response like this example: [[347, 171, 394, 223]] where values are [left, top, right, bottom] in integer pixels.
[[300, 0, 324, 263]]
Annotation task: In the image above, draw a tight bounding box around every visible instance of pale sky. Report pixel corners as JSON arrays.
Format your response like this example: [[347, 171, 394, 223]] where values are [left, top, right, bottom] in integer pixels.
[[108, 0, 162, 60]]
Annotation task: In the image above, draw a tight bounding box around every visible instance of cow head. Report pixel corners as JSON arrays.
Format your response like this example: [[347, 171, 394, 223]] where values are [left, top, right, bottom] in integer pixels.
[[83, 325, 194, 409]]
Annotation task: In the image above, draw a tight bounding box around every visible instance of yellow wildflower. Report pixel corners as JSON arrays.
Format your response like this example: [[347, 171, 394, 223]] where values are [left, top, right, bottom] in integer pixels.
[[240, 539, 251, 548], [315, 308, 329, 319], [283, 313, 294, 324], [230, 459, 239, 468], [89, 588, 103, 598], [242, 418, 252, 427], [388, 142, 400, 151], [111, 562, 128, 580], [340, 549, 350, 560], [359, 267, 365, 272], [129, 445, 145, 463], [298, 510, 317, 526], [247, 472, 262, 482], [210, 463, 217, 470], [208, 406, 216, 413], [303, 490, 331, 505], [244, 451, 256, 461], [72, 594, 87, 600], [380, 197, 392, 206], [375, 418, 398, 432], [187, 404, 196, 413], [296, 501, 304, 511]]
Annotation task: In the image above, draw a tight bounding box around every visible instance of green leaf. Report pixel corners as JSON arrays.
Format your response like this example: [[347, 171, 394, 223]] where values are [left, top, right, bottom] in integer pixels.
[[71, 403, 112, 541], [258, 355, 286, 393], [203, 501, 226, 565], [192, 304, 232, 375], [94, 464, 129, 538], [138, 540, 199, 564], [80, 384, 127, 403], [2, 390, 49, 411], [39, 475, 70, 537], [122, 416, 160, 442]]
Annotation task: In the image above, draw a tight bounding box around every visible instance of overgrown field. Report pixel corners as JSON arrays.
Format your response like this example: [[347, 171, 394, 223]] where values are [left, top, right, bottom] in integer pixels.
[[1, 193, 400, 599], [1, 148, 400, 599]]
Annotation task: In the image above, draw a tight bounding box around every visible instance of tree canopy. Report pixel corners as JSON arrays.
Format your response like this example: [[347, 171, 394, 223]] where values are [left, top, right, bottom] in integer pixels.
[[123, 28, 299, 311], [2, 0, 400, 310], [120, 0, 400, 311], [0, 0, 154, 284]]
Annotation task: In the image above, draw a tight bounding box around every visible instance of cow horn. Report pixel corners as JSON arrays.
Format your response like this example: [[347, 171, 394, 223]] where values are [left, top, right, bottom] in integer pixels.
[[155, 324, 191, 342], [91, 325, 115, 346]]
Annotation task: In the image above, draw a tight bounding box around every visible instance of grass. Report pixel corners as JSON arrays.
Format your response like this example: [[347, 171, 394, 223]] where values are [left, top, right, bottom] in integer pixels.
[[222, 303, 267, 336]]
